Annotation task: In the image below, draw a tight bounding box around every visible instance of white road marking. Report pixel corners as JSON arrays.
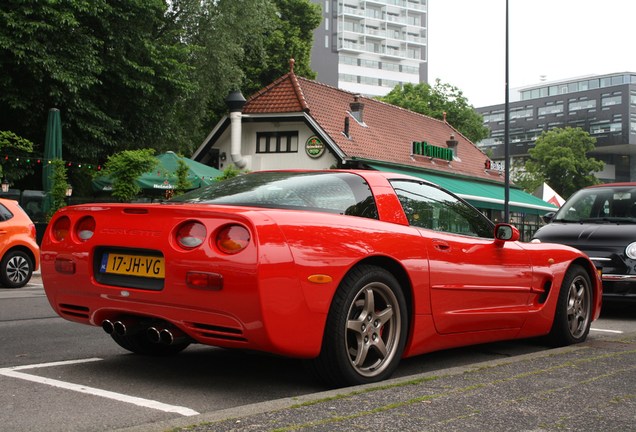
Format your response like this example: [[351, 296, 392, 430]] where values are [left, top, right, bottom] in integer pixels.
[[590, 327, 624, 334], [0, 358, 199, 416]]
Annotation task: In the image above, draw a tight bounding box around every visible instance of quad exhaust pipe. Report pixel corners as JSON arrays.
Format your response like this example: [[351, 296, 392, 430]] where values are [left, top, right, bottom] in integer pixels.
[[102, 319, 187, 345], [147, 326, 187, 345], [101, 319, 137, 336]]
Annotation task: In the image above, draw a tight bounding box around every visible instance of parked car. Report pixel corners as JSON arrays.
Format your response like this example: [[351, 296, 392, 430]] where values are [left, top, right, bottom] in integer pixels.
[[41, 170, 601, 387], [533, 182, 636, 302], [0, 198, 40, 288]]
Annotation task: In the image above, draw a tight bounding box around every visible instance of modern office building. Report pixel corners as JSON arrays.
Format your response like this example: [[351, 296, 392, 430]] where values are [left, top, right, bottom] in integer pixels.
[[310, 0, 428, 96], [476, 72, 636, 182]]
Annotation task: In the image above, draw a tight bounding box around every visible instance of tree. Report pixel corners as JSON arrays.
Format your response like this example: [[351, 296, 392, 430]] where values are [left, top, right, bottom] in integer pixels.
[[378, 80, 490, 143], [47, 159, 69, 220], [241, 0, 321, 96], [0, 131, 34, 182], [216, 164, 242, 181], [520, 127, 604, 199], [0, 0, 321, 195], [99, 149, 158, 202], [174, 158, 191, 196], [0, 0, 193, 190]]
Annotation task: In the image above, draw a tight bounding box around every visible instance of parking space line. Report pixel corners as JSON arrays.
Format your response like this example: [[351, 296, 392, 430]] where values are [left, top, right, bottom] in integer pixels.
[[0, 358, 199, 416], [590, 327, 623, 334]]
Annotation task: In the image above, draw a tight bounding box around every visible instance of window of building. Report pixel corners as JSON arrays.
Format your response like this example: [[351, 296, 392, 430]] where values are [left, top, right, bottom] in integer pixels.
[[382, 62, 400, 71], [602, 94, 622, 107], [590, 121, 622, 135], [339, 55, 358, 66], [402, 64, 419, 74], [483, 111, 505, 123], [256, 131, 299, 154], [408, 47, 421, 60], [360, 59, 380, 69], [382, 79, 400, 88], [538, 104, 563, 116], [339, 73, 358, 83], [360, 76, 379, 85], [569, 99, 596, 111], [510, 107, 533, 119]]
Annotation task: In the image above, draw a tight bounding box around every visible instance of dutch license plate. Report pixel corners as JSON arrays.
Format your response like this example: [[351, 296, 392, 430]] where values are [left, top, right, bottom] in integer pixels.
[[100, 253, 165, 279]]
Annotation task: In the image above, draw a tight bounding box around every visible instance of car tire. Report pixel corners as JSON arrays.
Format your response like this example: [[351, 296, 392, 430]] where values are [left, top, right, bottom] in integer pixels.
[[0, 250, 34, 288], [310, 264, 408, 387], [547, 264, 593, 346], [110, 331, 190, 356]]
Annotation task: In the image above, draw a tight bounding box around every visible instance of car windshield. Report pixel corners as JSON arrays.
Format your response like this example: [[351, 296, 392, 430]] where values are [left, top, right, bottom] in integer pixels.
[[554, 185, 636, 223], [169, 171, 379, 219]]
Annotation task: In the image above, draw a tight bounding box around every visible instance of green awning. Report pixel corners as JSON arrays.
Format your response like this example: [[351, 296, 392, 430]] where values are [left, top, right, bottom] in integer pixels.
[[365, 163, 557, 216]]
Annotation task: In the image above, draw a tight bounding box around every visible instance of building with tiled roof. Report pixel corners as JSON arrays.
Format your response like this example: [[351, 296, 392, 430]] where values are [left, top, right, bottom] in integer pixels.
[[193, 64, 556, 239]]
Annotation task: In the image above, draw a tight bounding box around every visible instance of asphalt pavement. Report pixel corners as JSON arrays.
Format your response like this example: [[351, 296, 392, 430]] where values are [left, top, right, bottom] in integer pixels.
[[113, 330, 636, 432]]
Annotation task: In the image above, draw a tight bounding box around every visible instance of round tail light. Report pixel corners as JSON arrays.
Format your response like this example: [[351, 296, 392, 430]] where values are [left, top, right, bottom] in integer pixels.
[[216, 225, 250, 254], [51, 216, 71, 242], [76, 216, 96, 241], [176, 221, 207, 249]]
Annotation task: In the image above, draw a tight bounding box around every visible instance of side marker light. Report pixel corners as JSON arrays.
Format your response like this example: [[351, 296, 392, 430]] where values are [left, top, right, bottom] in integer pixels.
[[308, 274, 333, 284]]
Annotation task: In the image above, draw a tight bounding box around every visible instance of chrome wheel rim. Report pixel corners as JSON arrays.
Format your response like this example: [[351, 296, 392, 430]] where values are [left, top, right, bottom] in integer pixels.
[[6, 255, 30, 284], [345, 282, 401, 378], [567, 275, 591, 339]]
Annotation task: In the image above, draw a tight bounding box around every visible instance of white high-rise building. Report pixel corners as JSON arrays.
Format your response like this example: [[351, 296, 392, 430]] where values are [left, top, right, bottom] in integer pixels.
[[310, 0, 428, 96]]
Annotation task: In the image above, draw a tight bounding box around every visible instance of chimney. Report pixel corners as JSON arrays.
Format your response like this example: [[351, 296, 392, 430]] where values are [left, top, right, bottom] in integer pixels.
[[225, 90, 247, 169], [350, 95, 364, 123], [446, 134, 458, 158]]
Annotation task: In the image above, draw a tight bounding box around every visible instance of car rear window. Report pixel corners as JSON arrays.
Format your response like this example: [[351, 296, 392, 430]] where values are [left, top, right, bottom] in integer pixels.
[[170, 171, 379, 219]]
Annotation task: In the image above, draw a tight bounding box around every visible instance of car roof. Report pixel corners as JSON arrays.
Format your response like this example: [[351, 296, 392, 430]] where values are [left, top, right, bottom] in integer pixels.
[[583, 182, 636, 189]]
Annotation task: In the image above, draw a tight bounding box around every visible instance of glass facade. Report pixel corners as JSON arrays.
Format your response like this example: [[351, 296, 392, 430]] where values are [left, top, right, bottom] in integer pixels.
[[477, 72, 636, 183]]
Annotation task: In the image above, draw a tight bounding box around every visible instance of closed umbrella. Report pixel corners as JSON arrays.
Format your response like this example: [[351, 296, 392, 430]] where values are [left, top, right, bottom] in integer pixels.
[[43, 108, 63, 192]]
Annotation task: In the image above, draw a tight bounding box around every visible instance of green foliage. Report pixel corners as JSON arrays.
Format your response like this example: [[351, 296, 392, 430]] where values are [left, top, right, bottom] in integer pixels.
[[216, 165, 242, 181], [241, 0, 321, 96], [0, 130, 34, 182], [99, 149, 158, 202], [0, 0, 193, 166], [174, 158, 191, 196], [0, 0, 321, 190], [47, 159, 69, 220], [378, 80, 490, 143], [522, 127, 604, 198]]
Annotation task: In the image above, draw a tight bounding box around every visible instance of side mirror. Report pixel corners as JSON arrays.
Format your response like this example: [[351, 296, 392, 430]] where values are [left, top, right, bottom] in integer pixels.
[[542, 212, 556, 224], [494, 223, 520, 245]]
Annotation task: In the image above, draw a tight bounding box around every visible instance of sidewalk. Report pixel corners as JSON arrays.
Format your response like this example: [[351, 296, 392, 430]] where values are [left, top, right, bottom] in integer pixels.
[[117, 331, 636, 432]]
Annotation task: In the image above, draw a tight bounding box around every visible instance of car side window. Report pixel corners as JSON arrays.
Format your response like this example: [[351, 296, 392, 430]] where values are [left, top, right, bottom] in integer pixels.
[[390, 179, 493, 238], [0, 203, 14, 222]]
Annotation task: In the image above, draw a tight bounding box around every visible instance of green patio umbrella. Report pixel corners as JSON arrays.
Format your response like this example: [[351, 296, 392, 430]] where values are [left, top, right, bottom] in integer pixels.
[[42, 108, 63, 192], [92, 151, 222, 193]]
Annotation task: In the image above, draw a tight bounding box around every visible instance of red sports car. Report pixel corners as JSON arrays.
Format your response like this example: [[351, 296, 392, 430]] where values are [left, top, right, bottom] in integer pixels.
[[41, 170, 602, 386]]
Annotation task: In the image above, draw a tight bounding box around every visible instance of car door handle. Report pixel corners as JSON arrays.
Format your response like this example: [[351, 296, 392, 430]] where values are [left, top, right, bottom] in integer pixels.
[[432, 240, 450, 251]]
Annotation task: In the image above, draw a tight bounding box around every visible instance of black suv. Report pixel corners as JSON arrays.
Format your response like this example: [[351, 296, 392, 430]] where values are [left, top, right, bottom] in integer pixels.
[[533, 183, 636, 302]]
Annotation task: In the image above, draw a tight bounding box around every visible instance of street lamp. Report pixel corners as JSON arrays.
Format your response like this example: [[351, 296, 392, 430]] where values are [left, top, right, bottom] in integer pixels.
[[504, 0, 511, 222], [65, 184, 73, 197], [1, 178, 9, 193]]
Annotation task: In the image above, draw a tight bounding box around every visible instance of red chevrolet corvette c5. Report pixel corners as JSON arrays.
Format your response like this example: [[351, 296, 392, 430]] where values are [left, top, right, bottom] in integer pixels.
[[41, 170, 602, 386]]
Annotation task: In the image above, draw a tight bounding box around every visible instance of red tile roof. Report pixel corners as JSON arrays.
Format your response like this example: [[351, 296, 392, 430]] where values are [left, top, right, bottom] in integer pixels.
[[244, 72, 503, 183]]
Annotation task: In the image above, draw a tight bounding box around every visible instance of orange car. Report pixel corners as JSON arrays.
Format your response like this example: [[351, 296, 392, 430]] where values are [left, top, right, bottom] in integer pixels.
[[0, 198, 40, 288]]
